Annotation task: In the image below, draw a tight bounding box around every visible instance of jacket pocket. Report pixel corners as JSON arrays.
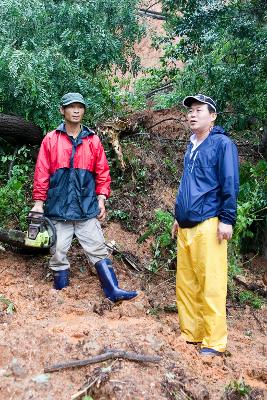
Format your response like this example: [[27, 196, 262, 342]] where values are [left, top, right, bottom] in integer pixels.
[[45, 188, 62, 217], [195, 148, 217, 168]]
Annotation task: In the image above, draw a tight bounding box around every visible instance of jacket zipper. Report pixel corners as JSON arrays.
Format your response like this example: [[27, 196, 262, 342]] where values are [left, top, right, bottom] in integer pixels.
[[191, 150, 198, 173]]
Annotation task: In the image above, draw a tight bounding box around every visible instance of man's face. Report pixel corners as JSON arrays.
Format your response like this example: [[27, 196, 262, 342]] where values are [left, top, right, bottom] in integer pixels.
[[187, 102, 216, 133], [60, 102, 85, 124]]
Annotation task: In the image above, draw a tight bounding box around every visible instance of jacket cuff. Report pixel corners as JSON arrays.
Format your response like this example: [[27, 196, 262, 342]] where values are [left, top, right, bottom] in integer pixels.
[[218, 216, 234, 226], [33, 196, 47, 202], [96, 189, 110, 198]]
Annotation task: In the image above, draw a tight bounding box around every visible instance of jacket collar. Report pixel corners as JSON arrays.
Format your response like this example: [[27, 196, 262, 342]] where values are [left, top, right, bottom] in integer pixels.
[[190, 125, 227, 140], [56, 123, 95, 138], [210, 125, 228, 136]]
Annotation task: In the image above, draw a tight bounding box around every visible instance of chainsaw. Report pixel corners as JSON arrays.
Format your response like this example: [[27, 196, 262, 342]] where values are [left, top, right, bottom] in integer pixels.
[[0, 212, 56, 252]]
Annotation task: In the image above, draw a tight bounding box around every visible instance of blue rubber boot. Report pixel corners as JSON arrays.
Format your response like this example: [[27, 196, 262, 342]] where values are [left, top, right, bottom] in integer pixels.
[[53, 269, 70, 290], [95, 258, 137, 302], [199, 348, 224, 356]]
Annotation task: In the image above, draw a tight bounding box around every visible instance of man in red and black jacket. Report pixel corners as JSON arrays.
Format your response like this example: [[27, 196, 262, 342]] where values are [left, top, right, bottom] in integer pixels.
[[31, 92, 137, 301]]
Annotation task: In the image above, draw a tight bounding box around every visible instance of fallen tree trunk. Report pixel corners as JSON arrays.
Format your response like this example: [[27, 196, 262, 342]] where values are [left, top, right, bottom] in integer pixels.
[[0, 113, 43, 146]]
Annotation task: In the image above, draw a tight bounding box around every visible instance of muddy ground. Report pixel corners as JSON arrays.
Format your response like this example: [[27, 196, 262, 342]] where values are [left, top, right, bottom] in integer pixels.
[[0, 108, 266, 400], [0, 228, 266, 400]]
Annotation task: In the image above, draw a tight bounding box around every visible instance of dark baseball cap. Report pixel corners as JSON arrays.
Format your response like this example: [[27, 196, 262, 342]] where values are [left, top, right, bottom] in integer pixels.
[[60, 92, 86, 107], [183, 94, 217, 112]]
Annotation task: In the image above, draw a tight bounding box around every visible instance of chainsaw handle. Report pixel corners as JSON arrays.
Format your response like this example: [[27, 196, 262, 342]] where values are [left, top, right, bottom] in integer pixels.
[[27, 211, 44, 219], [43, 217, 57, 248]]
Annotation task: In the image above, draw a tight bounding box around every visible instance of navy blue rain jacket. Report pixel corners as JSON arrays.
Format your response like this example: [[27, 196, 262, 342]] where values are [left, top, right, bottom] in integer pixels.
[[175, 126, 239, 228], [33, 123, 111, 221]]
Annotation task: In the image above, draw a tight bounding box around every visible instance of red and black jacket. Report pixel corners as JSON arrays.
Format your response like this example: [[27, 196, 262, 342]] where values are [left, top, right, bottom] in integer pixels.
[[33, 123, 111, 220]]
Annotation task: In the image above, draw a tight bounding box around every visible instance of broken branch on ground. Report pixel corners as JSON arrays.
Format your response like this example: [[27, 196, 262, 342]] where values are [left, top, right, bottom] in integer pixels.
[[44, 349, 161, 373]]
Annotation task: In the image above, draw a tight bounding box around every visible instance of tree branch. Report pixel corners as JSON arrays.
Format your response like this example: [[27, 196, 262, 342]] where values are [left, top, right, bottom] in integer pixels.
[[148, 117, 181, 130], [145, 83, 174, 99], [234, 276, 267, 298], [144, 1, 161, 13], [8, 146, 19, 180], [44, 349, 161, 373], [138, 9, 166, 20]]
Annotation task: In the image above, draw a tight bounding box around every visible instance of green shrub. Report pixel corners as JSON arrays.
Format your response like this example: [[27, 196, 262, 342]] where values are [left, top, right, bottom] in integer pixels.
[[0, 145, 34, 230], [0, 295, 16, 314], [138, 209, 176, 273], [224, 378, 252, 398], [227, 160, 267, 300], [238, 290, 264, 310], [109, 209, 129, 221], [0, 178, 31, 230]]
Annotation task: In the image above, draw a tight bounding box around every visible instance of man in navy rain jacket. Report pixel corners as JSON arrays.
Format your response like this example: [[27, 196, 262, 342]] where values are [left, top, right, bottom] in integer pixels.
[[172, 94, 239, 356]]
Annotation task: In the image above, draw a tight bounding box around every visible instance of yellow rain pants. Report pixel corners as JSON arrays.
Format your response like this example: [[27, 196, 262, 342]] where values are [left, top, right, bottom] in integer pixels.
[[176, 217, 228, 352]]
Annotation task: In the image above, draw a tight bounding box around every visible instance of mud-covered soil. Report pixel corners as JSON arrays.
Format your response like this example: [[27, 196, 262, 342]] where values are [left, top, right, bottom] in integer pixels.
[[105, 108, 189, 234], [0, 222, 266, 400], [1, 108, 266, 399], [105, 107, 258, 237]]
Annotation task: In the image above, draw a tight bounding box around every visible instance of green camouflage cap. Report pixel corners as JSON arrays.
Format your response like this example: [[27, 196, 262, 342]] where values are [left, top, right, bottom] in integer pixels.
[[60, 92, 86, 107]]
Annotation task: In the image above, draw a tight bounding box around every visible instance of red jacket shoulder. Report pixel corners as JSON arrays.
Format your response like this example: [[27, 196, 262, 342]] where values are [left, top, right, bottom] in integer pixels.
[[90, 134, 101, 145], [40, 129, 58, 144]]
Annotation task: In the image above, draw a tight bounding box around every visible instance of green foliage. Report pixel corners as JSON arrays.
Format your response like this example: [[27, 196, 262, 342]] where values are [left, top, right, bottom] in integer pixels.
[[0, 295, 16, 314], [238, 290, 264, 310], [224, 378, 252, 398], [228, 255, 243, 282], [233, 160, 267, 252], [163, 157, 177, 175], [127, 155, 148, 184], [227, 252, 243, 300], [128, 69, 167, 110], [0, 177, 31, 229], [148, 306, 161, 316], [138, 209, 176, 273], [0, 146, 34, 229], [0, 0, 142, 129], [228, 160, 267, 299], [109, 209, 129, 221], [143, 0, 267, 134]]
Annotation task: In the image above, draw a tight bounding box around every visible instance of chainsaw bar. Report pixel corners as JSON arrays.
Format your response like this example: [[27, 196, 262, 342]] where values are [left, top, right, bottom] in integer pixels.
[[0, 228, 27, 249]]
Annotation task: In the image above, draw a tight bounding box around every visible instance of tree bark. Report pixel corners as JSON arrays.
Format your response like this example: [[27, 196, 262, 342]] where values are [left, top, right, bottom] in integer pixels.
[[0, 113, 43, 146]]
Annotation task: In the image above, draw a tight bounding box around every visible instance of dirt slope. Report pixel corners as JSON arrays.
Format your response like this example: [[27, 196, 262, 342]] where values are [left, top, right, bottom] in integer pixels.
[[0, 223, 266, 400], [1, 2, 266, 398], [0, 109, 266, 399]]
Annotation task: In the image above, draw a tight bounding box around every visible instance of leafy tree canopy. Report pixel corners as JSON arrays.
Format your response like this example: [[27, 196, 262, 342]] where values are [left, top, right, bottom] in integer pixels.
[[149, 0, 267, 132], [0, 0, 142, 129]]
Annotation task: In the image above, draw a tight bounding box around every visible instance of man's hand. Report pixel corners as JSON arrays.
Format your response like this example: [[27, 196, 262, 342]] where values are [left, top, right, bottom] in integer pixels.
[[172, 220, 179, 239], [97, 198, 106, 221], [30, 200, 44, 215], [217, 221, 233, 243]]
